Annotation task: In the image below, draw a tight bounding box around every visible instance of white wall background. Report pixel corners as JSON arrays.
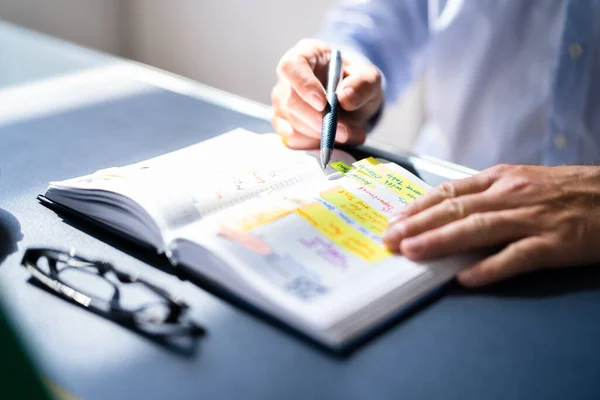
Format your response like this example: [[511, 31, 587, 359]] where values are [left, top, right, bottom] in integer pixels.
[[0, 0, 125, 54], [0, 0, 423, 149]]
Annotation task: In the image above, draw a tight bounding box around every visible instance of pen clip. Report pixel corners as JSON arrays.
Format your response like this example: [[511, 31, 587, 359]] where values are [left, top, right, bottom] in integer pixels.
[[326, 49, 343, 97]]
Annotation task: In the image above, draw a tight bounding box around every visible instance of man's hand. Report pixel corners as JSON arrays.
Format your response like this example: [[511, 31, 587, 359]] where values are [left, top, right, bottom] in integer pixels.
[[383, 164, 600, 287], [271, 39, 383, 149]]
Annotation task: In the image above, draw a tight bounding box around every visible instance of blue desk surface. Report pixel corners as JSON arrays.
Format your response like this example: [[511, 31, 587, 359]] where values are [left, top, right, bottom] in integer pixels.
[[1, 21, 599, 400]]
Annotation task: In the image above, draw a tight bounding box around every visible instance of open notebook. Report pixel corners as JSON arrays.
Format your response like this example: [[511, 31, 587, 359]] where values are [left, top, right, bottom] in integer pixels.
[[42, 128, 469, 349]]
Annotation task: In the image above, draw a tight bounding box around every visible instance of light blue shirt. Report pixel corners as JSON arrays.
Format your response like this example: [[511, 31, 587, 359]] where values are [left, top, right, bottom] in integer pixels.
[[320, 0, 600, 170]]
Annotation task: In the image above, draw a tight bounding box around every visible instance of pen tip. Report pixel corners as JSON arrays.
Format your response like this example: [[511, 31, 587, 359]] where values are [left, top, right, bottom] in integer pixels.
[[320, 147, 333, 171]]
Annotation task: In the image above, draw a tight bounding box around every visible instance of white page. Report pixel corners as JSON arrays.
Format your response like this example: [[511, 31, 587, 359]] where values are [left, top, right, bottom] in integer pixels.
[[173, 159, 445, 326], [48, 129, 356, 244]]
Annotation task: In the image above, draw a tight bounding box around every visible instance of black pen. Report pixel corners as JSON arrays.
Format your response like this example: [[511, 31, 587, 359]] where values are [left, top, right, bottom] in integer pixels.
[[320, 49, 343, 170]]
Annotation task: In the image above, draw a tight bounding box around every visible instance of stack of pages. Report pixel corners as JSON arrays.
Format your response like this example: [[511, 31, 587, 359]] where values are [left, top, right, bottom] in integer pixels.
[[43, 129, 468, 348]]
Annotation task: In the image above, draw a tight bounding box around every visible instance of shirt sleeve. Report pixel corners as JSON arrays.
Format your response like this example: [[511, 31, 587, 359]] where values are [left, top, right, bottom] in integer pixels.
[[318, 0, 430, 103]]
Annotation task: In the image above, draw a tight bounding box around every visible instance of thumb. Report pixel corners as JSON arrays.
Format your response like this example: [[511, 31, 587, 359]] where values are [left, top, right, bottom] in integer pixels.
[[337, 63, 382, 112]]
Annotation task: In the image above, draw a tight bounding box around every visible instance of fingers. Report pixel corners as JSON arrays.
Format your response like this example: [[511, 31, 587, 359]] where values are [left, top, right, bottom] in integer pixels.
[[284, 88, 350, 141], [396, 208, 537, 260], [285, 87, 325, 133], [275, 117, 364, 149], [383, 192, 502, 250], [277, 39, 329, 111], [272, 82, 319, 149], [272, 81, 364, 148], [273, 39, 376, 148], [272, 116, 319, 149], [389, 172, 497, 221], [457, 236, 552, 287], [283, 134, 321, 149], [337, 63, 382, 112]]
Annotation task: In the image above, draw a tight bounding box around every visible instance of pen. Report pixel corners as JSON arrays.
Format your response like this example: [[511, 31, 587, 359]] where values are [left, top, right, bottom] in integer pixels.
[[320, 49, 343, 170]]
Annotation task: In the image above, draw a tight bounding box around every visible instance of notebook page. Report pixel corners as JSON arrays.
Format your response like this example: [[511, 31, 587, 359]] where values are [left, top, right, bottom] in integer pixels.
[[174, 158, 438, 324], [49, 129, 356, 242]]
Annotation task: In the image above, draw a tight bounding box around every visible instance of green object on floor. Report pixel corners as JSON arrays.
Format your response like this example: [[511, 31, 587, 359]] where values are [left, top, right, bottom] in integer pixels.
[[0, 300, 52, 400]]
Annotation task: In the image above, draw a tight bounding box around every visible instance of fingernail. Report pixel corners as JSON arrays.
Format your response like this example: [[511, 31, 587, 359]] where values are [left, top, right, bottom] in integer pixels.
[[336, 124, 349, 141], [392, 221, 407, 237], [402, 236, 424, 256], [387, 212, 407, 225], [458, 270, 480, 287], [402, 204, 414, 214], [308, 92, 324, 110], [382, 221, 406, 243], [279, 118, 294, 135]]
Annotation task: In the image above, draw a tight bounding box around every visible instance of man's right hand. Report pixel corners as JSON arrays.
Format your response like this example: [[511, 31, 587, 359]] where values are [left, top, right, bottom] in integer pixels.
[[271, 39, 384, 149]]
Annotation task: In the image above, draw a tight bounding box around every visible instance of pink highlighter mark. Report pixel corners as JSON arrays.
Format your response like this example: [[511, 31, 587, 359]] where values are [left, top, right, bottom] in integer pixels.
[[218, 226, 272, 254]]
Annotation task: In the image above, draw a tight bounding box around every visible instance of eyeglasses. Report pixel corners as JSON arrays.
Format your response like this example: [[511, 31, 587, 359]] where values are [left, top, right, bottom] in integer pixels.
[[21, 248, 205, 352]]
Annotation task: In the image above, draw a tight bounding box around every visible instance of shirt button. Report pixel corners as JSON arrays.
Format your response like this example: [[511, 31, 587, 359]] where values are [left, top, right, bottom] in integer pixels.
[[569, 43, 583, 59], [554, 133, 567, 150]]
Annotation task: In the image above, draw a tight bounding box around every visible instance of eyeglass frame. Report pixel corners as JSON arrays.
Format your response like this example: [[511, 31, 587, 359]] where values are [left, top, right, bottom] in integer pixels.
[[20, 247, 206, 340]]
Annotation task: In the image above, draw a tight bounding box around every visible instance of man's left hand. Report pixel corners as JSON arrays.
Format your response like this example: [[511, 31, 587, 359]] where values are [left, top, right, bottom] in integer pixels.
[[382, 164, 600, 287]]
